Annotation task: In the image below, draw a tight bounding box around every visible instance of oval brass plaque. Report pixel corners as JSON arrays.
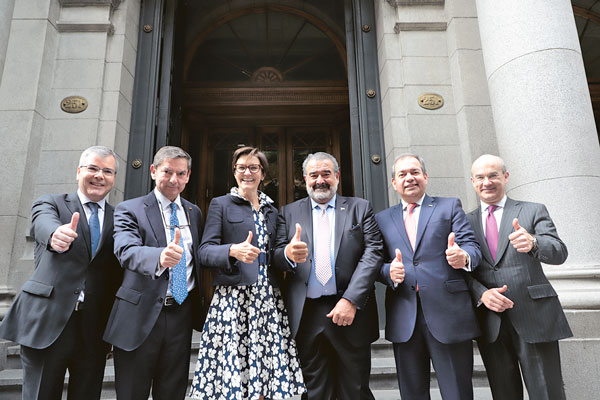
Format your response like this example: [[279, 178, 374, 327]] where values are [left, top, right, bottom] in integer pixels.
[[61, 96, 88, 114], [418, 93, 444, 110]]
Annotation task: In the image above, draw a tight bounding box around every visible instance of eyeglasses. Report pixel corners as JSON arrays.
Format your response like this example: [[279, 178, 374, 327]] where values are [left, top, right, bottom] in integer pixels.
[[80, 164, 116, 177], [234, 164, 261, 174], [158, 201, 191, 232], [473, 173, 502, 183]]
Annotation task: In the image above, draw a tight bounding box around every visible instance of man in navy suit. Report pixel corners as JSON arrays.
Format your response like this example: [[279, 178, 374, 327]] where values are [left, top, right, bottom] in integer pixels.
[[103, 146, 203, 400], [0, 146, 122, 399], [376, 153, 481, 400]]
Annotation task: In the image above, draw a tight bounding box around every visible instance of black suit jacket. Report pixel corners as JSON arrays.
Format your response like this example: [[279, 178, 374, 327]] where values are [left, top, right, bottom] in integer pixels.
[[199, 193, 280, 287], [273, 195, 383, 347], [0, 193, 122, 350], [103, 191, 203, 351], [466, 197, 572, 343]]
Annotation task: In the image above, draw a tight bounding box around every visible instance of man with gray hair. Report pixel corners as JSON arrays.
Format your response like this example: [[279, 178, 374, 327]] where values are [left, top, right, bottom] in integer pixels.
[[274, 152, 383, 399], [0, 146, 123, 399], [103, 146, 204, 399]]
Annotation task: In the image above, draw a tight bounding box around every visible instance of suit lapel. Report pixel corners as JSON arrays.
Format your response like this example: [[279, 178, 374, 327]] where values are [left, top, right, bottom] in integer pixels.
[[415, 195, 435, 252], [144, 192, 168, 247], [66, 192, 91, 258], [390, 204, 413, 254], [471, 207, 495, 264], [495, 197, 520, 264], [333, 196, 347, 262], [300, 198, 314, 252], [181, 198, 198, 245]]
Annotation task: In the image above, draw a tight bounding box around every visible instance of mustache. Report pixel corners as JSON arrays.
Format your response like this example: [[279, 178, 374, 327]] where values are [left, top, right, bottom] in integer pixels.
[[312, 183, 331, 190]]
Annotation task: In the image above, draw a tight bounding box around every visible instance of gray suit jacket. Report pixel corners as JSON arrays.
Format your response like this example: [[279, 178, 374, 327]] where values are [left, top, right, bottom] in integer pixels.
[[103, 191, 203, 351], [466, 197, 572, 343], [273, 195, 383, 347], [0, 193, 122, 350]]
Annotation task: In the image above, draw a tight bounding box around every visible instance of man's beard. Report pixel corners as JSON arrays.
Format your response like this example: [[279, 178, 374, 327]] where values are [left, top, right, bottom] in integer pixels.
[[307, 182, 338, 203]]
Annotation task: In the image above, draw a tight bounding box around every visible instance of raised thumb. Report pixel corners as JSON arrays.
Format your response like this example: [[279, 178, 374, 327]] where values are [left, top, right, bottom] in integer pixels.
[[173, 227, 181, 244], [395, 248, 402, 263], [294, 223, 302, 241], [447, 232, 456, 248], [246, 230, 253, 243], [512, 218, 521, 231], [498, 284, 508, 293], [70, 212, 80, 231]]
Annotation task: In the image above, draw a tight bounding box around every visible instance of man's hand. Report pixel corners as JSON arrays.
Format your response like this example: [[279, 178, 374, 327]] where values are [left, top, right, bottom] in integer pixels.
[[285, 223, 308, 263], [508, 218, 535, 253], [229, 231, 260, 263], [50, 212, 79, 252], [480, 285, 514, 312], [326, 298, 357, 326], [160, 228, 183, 268], [445, 232, 468, 269], [390, 249, 405, 284]]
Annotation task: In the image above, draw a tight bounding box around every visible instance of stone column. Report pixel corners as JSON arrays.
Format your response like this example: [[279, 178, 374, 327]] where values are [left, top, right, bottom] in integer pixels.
[[476, 1, 600, 398]]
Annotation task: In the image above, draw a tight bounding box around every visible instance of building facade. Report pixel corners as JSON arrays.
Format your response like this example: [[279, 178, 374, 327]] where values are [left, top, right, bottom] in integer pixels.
[[0, 0, 599, 397]]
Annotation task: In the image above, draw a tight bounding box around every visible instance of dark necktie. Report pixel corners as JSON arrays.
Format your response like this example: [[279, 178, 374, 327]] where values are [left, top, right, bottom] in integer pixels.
[[88, 202, 100, 257], [486, 205, 499, 260], [170, 203, 188, 304]]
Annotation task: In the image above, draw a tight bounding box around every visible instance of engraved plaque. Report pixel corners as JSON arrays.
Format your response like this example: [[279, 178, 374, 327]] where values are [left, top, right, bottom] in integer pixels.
[[418, 93, 444, 110], [61, 96, 88, 113]]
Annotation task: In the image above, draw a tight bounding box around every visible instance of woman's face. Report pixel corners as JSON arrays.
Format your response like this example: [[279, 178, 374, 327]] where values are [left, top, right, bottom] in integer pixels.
[[234, 155, 264, 195]]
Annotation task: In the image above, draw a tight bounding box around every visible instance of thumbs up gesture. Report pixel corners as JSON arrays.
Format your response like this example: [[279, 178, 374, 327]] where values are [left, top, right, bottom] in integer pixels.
[[508, 218, 536, 253], [160, 228, 184, 268], [285, 223, 308, 263], [50, 212, 80, 252], [229, 230, 260, 263], [390, 249, 405, 284], [445, 232, 468, 269]]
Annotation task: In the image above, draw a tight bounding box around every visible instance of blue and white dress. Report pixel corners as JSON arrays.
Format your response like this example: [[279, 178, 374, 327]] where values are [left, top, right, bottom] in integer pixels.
[[190, 189, 305, 400]]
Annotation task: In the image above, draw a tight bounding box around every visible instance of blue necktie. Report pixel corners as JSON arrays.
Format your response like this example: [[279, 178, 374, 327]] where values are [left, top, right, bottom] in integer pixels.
[[169, 203, 188, 304], [88, 203, 100, 257]]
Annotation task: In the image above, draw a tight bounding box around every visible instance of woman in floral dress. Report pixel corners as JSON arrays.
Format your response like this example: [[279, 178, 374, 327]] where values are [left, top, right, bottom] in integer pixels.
[[190, 147, 305, 400]]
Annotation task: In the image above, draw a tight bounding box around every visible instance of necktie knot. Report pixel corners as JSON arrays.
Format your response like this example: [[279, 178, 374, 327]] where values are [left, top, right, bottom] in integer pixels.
[[487, 204, 497, 214], [88, 202, 98, 213], [170, 202, 177, 213], [408, 203, 418, 214]]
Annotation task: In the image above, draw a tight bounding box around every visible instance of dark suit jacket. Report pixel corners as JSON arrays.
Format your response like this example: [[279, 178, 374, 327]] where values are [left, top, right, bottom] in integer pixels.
[[0, 193, 122, 351], [199, 193, 280, 287], [103, 191, 203, 351], [376, 195, 481, 344], [273, 195, 383, 347], [466, 197, 572, 343]]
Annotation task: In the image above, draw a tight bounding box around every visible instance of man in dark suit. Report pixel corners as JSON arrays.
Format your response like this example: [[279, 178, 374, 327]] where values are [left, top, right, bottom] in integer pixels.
[[466, 154, 572, 400], [274, 152, 383, 400], [103, 146, 203, 400], [0, 146, 122, 399], [376, 153, 481, 400]]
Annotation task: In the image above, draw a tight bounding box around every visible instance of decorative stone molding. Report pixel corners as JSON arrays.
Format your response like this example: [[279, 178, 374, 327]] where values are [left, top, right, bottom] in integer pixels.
[[59, 0, 121, 7], [56, 22, 114, 34], [546, 265, 600, 310], [386, 0, 444, 6], [394, 22, 447, 32]]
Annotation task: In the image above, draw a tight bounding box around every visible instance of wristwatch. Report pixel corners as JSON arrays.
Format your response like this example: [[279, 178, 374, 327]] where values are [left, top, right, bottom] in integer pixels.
[[531, 236, 538, 251]]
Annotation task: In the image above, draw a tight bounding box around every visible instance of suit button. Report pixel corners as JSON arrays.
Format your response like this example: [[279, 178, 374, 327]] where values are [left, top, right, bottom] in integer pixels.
[[304, 281, 308, 286], [414, 261, 419, 266], [493, 267, 499, 271], [158, 297, 163, 304], [410, 285, 415, 291], [164, 274, 169, 280], [74, 289, 80, 294]]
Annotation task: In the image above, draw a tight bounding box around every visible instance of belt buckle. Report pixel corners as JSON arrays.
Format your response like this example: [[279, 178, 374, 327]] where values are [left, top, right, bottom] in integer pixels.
[[164, 296, 175, 307]]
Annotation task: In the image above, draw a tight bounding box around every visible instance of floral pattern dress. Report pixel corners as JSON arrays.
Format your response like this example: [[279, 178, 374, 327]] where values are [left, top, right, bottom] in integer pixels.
[[190, 188, 306, 400]]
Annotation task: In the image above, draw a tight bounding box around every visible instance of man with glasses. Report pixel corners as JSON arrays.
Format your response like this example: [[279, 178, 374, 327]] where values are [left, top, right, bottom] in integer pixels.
[[0, 146, 123, 399], [466, 154, 572, 400], [103, 146, 203, 400]]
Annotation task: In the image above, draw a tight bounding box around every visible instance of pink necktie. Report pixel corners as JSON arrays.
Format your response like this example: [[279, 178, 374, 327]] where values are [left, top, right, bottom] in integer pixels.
[[315, 205, 332, 285], [486, 205, 499, 260], [404, 203, 418, 250]]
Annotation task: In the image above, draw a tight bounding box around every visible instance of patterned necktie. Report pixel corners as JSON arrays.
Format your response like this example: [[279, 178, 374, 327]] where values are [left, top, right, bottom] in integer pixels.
[[88, 202, 100, 257], [486, 205, 499, 260], [315, 205, 332, 285], [170, 202, 188, 304], [404, 203, 418, 250]]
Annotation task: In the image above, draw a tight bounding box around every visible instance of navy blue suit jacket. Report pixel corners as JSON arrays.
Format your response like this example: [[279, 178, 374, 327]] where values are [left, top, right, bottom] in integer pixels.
[[103, 191, 203, 351], [376, 195, 481, 344]]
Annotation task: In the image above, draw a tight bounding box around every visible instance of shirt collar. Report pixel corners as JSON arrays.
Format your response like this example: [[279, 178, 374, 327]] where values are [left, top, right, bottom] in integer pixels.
[[77, 189, 106, 210], [310, 194, 336, 210], [480, 195, 507, 212], [401, 194, 425, 210], [154, 187, 182, 211]]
